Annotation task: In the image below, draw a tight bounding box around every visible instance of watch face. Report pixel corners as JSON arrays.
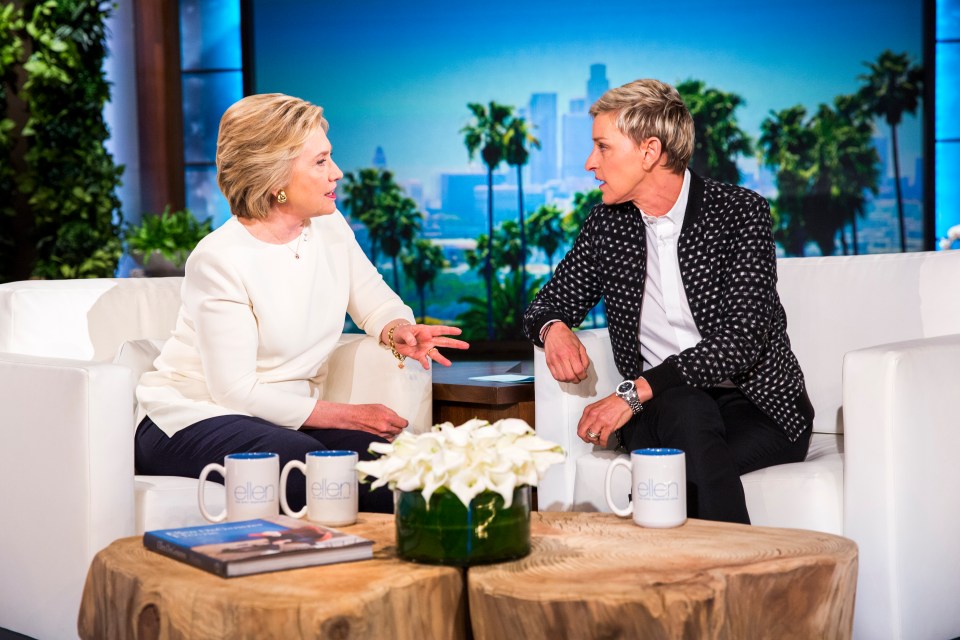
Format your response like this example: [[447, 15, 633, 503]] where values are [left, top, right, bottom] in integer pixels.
[[617, 380, 634, 394]]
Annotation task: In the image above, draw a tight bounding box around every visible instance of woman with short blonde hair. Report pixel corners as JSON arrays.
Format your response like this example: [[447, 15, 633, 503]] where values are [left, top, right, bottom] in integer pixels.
[[136, 93, 468, 515], [216, 93, 330, 221], [589, 78, 694, 174], [526, 78, 812, 525]]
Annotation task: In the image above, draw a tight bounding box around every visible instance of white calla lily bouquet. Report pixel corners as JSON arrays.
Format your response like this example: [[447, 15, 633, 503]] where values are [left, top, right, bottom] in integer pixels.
[[356, 418, 565, 509]]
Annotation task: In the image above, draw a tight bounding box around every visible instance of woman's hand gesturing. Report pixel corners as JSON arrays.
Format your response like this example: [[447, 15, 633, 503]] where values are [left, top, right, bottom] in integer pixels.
[[389, 323, 469, 369]]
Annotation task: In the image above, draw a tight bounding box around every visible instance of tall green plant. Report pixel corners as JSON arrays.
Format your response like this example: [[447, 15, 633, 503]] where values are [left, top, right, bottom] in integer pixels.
[[526, 203, 565, 275], [464, 220, 524, 274], [858, 50, 923, 253], [461, 101, 512, 340], [564, 188, 602, 239], [374, 191, 422, 293], [1, 0, 124, 280], [0, 4, 23, 282], [400, 238, 448, 322], [563, 189, 603, 326], [342, 167, 398, 264], [806, 96, 879, 256], [761, 98, 880, 257], [503, 114, 539, 312], [455, 269, 541, 342], [759, 106, 816, 256], [676, 79, 753, 184], [831, 94, 881, 255]]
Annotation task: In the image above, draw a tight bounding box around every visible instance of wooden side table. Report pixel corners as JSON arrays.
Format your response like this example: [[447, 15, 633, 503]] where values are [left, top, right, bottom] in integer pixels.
[[432, 360, 534, 427], [468, 512, 858, 640], [78, 514, 466, 640]]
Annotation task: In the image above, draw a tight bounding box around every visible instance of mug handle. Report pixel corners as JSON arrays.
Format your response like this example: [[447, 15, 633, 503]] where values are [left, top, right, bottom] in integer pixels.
[[198, 462, 227, 522], [280, 460, 308, 518], [604, 457, 634, 517]]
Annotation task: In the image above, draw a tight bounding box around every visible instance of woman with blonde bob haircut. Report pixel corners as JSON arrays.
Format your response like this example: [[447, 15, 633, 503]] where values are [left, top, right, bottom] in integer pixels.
[[135, 93, 468, 514], [217, 93, 330, 221]]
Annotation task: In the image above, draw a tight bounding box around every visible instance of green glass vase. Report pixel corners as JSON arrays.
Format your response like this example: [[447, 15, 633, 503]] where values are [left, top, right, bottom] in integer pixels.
[[395, 485, 531, 566]]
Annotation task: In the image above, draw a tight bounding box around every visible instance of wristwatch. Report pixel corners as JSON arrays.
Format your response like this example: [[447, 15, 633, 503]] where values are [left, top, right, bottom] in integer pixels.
[[615, 379, 644, 415]]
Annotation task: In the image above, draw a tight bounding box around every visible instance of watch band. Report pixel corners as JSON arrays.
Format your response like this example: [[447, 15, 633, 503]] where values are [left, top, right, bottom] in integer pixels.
[[616, 379, 644, 415], [622, 393, 643, 415]]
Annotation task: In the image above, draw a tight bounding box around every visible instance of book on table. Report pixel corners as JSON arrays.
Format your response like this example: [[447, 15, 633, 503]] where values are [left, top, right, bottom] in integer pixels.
[[143, 514, 374, 578]]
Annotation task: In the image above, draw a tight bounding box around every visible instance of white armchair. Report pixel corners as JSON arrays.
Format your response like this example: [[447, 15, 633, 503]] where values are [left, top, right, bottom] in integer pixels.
[[534, 250, 960, 640], [0, 277, 432, 640]]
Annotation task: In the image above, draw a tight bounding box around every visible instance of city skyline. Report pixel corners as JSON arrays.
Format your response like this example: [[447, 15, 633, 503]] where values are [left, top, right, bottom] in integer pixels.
[[253, 0, 923, 203], [250, 0, 925, 259]]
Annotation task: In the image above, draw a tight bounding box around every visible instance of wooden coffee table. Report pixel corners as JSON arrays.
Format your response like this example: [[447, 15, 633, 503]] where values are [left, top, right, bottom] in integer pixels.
[[78, 512, 857, 640], [468, 512, 858, 640], [432, 360, 534, 426], [78, 514, 465, 640]]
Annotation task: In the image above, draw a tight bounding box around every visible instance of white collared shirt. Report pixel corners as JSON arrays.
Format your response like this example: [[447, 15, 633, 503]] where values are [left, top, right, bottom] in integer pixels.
[[638, 169, 701, 369]]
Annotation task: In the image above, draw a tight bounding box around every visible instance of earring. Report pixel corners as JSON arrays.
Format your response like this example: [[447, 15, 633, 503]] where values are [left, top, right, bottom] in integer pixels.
[[277, 190, 287, 204]]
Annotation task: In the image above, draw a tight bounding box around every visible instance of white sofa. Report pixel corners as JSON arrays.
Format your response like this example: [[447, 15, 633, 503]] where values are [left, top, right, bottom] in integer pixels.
[[0, 277, 432, 640], [534, 250, 960, 640]]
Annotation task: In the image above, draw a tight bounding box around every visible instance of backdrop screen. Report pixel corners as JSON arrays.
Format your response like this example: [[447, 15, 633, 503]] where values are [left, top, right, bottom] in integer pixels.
[[249, 0, 924, 332]]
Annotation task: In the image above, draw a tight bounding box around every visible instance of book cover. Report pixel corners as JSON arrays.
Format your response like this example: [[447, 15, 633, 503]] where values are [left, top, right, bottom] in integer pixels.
[[143, 515, 374, 578]]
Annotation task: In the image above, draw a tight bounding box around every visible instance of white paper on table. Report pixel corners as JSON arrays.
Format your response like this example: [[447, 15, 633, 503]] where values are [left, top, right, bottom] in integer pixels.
[[468, 374, 534, 383]]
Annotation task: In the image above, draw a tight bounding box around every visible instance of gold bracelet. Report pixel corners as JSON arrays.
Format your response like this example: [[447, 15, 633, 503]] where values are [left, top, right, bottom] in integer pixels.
[[388, 323, 408, 369]]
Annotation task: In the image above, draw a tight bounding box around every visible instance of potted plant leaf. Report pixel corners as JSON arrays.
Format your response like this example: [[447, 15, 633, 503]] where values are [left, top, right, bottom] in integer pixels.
[[124, 206, 213, 277]]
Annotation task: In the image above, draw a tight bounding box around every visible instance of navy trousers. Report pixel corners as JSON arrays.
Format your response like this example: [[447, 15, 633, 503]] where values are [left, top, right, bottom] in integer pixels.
[[617, 386, 812, 524], [135, 415, 394, 514]]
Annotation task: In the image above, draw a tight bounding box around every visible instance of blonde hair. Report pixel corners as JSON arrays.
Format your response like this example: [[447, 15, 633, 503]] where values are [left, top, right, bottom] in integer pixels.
[[216, 93, 329, 220], [589, 79, 694, 174]]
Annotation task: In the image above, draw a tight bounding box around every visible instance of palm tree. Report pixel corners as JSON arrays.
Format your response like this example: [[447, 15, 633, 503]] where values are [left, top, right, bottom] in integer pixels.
[[676, 80, 753, 184], [461, 101, 512, 340], [806, 105, 854, 257], [817, 94, 881, 255], [563, 188, 602, 240], [465, 220, 524, 335], [503, 115, 540, 314], [858, 50, 923, 252], [465, 220, 524, 274], [400, 238, 447, 322], [759, 106, 816, 256], [374, 191, 422, 293], [456, 269, 542, 342], [526, 203, 565, 275], [342, 168, 398, 264], [563, 188, 603, 326]]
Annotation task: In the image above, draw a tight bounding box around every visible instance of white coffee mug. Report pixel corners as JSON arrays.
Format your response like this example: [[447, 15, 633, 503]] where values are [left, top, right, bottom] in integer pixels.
[[198, 452, 280, 523], [280, 450, 359, 526], [605, 448, 687, 528]]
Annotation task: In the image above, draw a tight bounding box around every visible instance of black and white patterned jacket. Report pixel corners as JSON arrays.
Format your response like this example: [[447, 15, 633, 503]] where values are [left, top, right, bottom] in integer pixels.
[[523, 171, 812, 442]]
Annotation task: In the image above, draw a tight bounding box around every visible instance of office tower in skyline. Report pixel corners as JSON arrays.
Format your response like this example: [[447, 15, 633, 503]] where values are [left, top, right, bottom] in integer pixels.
[[587, 63, 609, 106], [529, 93, 558, 185], [562, 65, 609, 182], [372, 146, 387, 169], [562, 97, 592, 180]]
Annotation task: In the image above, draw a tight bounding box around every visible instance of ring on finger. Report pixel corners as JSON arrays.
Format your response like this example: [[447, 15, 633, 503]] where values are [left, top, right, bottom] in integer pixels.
[[586, 430, 599, 439]]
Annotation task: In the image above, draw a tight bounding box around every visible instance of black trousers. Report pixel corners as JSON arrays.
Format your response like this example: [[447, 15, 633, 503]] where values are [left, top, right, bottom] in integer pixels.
[[135, 415, 394, 514], [617, 386, 812, 524]]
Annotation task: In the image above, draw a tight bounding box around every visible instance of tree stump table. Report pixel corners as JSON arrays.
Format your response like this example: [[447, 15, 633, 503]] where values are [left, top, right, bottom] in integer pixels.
[[78, 514, 466, 640], [468, 512, 858, 640]]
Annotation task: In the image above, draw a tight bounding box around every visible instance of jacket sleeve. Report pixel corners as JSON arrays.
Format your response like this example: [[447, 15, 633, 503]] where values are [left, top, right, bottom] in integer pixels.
[[523, 209, 605, 347]]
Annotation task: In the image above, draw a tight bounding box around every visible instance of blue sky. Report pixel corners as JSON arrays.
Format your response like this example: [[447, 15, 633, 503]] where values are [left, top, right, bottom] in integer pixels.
[[252, 0, 923, 200]]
